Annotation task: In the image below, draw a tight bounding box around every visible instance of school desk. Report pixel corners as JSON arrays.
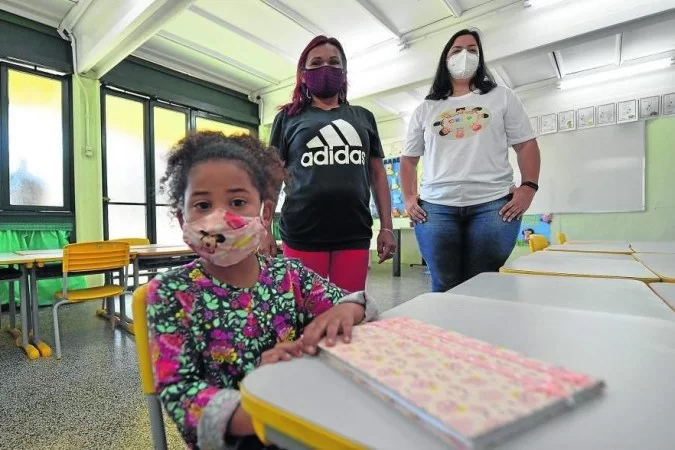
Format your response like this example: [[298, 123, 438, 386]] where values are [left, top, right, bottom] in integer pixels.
[[501, 256, 658, 282], [528, 251, 635, 261], [451, 272, 674, 320], [650, 283, 675, 310], [240, 294, 675, 450], [546, 243, 633, 254], [630, 241, 675, 254], [566, 240, 629, 244], [633, 253, 675, 282]]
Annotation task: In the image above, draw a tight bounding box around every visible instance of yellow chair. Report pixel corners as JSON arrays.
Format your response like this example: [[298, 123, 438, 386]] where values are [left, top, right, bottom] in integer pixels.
[[52, 241, 130, 359], [528, 234, 549, 253], [558, 232, 567, 244], [132, 284, 168, 450]]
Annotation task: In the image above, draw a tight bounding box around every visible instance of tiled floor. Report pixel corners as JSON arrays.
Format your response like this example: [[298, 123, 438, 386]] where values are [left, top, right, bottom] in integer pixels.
[[0, 263, 430, 450]]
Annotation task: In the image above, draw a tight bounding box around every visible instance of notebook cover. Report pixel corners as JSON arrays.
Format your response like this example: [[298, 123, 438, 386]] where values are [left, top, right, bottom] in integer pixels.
[[318, 317, 605, 449]]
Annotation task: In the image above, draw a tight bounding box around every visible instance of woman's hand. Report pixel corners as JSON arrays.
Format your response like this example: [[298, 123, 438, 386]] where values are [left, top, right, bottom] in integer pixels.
[[499, 186, 536, 222], [377, 229, 397, 263], [404, 196, 426, 223], [302, 303, 365, 354], [257, 232, 278, 258], [259, 340, 304, 366]]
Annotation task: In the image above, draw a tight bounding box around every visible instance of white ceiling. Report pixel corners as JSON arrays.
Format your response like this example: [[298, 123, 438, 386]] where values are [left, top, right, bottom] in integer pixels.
[[1, 0, 674, 125]]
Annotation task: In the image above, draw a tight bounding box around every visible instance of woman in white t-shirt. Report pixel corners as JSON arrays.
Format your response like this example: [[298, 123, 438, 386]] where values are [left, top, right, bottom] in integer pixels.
[[400, 29, 541, 292]]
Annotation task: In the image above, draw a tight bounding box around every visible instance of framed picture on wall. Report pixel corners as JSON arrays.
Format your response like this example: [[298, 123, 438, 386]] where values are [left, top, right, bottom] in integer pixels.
[[663, 93, 675, 116], [540, 113, 557, 134], [529, 116, 539, 134], [617, 99, 637, 123], [639, 96, 660, 119], [558, 110, 575, 132], [577, 106, 595, 129], [597, 103, 616, 126]]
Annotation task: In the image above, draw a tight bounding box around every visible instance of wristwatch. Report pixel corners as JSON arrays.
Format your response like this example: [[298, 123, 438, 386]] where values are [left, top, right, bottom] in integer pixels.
[[521, 181, 539, 192]]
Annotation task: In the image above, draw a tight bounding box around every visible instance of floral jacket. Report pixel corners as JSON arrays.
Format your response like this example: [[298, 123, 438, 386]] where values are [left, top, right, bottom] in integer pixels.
[[146, 256, 377, 450]]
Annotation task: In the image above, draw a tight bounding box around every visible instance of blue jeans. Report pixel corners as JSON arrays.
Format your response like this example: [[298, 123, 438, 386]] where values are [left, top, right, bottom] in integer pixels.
[[414, 196, 521, 292]]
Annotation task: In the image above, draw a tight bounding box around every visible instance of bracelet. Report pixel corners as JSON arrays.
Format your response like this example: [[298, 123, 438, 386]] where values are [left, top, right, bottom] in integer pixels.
[[380, 228, 396, 237]]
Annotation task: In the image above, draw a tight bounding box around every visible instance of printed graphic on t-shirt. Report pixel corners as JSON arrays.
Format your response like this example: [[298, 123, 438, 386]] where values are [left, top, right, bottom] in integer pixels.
[[302, 119, 366, 167], [432, 106, 492, 139]]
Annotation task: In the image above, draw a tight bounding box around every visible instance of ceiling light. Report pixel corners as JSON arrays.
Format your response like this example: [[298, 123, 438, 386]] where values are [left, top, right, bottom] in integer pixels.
[[559, 57, 673, 90]]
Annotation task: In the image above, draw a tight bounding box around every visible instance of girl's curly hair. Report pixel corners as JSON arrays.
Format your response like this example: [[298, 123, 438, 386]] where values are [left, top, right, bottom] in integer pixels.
[[160, 131, 286, 215]]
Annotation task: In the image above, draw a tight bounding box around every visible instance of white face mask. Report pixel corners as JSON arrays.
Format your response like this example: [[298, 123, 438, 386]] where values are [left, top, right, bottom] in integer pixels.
[[447, 49, 480, 80]]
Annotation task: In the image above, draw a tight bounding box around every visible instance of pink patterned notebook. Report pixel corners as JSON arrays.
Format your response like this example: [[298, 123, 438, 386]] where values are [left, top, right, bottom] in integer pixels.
[[318, 317, 604, 449]]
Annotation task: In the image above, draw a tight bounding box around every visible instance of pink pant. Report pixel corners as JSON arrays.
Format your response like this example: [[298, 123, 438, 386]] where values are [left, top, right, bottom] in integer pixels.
[[282, 244, 370, 292]]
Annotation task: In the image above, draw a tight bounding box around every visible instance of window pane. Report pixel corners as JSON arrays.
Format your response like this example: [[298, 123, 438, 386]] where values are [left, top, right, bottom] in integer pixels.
[[107, 205, 147, 240], [195, 117, 250, 136], [154, 107, 187, 203], [8, 70, 64, 207], [156, 206, 183, 245], [105, 95, 146, 203]]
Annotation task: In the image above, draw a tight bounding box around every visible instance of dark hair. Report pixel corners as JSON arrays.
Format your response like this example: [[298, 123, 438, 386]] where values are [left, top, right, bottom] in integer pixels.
[[160, 131, 286, 215], [426, 29, 497, 100], [522, 228, 535, 235], [280, 35, 349, 117]]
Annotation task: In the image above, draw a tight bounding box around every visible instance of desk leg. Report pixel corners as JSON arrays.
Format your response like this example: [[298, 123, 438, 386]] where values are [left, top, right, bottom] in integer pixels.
[[29, 266, 52, 357], [393, 229, 401, 278], [133, 258, 140, 291], [18, 266, 39, 360], [7, 278, 20, 339]]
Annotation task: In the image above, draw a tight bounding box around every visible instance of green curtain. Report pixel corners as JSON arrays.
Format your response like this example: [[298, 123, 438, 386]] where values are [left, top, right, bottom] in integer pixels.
[[0, 227, 87, 306]]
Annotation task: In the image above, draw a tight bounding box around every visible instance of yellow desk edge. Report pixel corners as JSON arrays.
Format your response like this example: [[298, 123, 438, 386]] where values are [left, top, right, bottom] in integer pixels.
[[240, 384, 365, 450], [499, 266, 661, 283], [545, 248, 633, 255]]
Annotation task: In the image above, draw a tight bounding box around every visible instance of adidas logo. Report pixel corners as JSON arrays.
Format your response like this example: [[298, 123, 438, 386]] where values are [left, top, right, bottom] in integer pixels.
[[301, 119, 366, 167]]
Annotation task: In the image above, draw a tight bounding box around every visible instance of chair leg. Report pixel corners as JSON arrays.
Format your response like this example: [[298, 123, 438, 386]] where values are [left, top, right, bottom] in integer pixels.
[[8, 281, 16, 331], [148, 395, 168, 450], [53, 300, 67, 359]]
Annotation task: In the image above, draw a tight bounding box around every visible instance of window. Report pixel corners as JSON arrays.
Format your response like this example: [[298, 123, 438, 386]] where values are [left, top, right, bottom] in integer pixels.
[[102, 88, 253, 244], [0, 64, 72, 217]]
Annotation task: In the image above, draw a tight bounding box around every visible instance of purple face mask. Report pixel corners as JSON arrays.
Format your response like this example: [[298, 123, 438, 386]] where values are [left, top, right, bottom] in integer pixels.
[[303, 65, 345, 99]]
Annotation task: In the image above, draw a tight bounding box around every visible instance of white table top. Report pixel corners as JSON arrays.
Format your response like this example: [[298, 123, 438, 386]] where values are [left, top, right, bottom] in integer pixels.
[[633, 253, 675, 282], [546, 243, 633, 254], [567, 240, 629, 244], [529, 251, 635, 261], [503, 256, 659, 282], [452, 273, 674, 320], [650, 283, 675, 309], [242, 294, 675, 450], [630, 241, 675, 254]]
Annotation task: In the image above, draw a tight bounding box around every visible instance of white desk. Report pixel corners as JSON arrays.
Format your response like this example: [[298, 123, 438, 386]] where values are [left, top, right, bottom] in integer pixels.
[[529, 251, 635, 261], [502, 256, 659, 282], [650, 283, 675, 310], [567, 240, 628, 244], [242, 294, 675, 450], [630, 241, 675, 254], [452, 273, 674, 320], [546, 243, 633, 254], [633, 253, 675, 282]]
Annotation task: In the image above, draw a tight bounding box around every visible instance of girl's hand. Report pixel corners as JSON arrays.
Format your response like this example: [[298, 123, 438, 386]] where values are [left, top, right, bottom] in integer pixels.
[[404, 196, 426, 223], [259, 340, 304, 366], [302, 303, 365, 354], [499, 186, 536, 222], [377, 229, 397, 263]]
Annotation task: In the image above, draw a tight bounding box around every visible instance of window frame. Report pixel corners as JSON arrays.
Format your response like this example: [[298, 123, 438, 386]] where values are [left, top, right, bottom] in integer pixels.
[[101, 86, 252, 244], [0, 62, 74, 219]]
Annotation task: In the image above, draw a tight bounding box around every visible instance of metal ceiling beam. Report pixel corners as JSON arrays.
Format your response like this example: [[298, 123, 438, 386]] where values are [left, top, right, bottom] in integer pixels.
[[58, 0, 196, 77], [157, 31, 281, 85], [440, 0, 464, 17], [187, 5, 297, 62], [615, 33, 623, 66], [553, 50, 565, 77], [492, 66, 514, 88], [258, 0, 326, 36], [547, 52, 562, 79], [353, 0, 402, 40]]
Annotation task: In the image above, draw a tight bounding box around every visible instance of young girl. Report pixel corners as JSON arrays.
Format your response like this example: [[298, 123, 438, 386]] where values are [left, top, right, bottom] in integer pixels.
[[147, 131, 378, 450]]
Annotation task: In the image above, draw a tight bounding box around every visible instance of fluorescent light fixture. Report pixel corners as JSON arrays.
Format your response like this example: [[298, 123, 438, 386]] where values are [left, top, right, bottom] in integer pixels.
[[559, 57, 673, 90]]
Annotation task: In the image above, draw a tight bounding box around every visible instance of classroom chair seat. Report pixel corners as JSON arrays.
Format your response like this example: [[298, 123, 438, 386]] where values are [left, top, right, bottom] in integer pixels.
[[558, 232, 567, 244], [132, 284, 168, 450], [52, 241, 130, 359], [55, 285, 124, 302], [529, 234, 549, 253]]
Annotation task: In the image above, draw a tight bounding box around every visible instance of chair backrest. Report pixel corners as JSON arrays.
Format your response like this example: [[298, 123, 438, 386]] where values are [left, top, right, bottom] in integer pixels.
[[528, 234, 549, 253], [132, 284, 156, 395], [62, 241, 130, 274], [110, 237, 151, 246], [557, 232, 567, 244]]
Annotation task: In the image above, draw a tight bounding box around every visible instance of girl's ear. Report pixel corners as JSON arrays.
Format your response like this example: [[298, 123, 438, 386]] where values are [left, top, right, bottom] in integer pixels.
[[177, 210, 185, 228], [261, 200, 274, 228]]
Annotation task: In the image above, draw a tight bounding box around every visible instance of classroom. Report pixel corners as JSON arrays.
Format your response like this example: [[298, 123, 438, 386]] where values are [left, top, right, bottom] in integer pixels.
[[1, 0, 675, 449]]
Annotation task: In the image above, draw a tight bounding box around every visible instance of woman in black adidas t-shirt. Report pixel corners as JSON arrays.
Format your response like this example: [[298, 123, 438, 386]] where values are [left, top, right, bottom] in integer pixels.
[[262, 35, 396, 292]]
